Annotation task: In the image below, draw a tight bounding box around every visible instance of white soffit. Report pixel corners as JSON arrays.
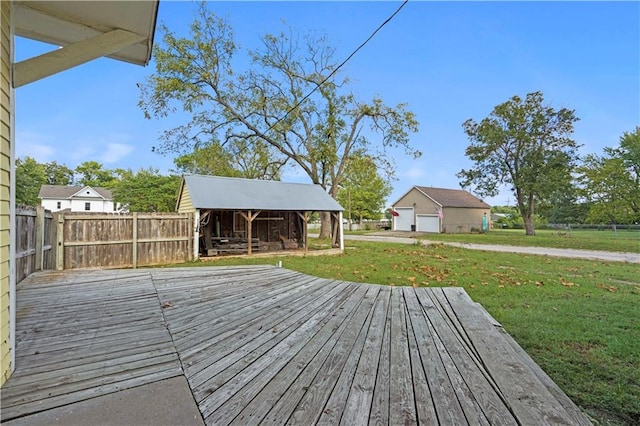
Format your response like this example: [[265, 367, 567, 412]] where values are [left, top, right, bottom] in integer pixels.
[[13, 1, 158, 86]]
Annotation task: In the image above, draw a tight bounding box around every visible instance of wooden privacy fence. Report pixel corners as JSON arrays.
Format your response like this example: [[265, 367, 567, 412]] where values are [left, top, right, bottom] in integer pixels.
[[58, 212, 193, 270], [15, 206, 54, 283]]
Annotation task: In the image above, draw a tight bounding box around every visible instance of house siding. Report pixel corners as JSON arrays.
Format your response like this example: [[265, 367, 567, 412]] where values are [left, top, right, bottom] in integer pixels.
[[177, 188, 194, 214], [393, 187, 490, 234], [41, 199, 71, 211], [442, 207, 490, 233], [395, 188, 440, 212], [70, 199, 114, 212], [393, 187, 441, 221], [0, 0, 12, 386]]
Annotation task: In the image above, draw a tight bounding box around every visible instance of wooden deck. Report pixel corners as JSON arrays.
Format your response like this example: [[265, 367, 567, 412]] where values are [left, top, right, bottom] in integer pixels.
[[1, 266, 592, 425]]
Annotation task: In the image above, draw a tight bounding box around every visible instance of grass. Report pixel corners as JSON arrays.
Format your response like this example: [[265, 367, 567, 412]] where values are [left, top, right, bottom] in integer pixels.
[[412, 228, 640, 253], [174, 240, 640, 425]]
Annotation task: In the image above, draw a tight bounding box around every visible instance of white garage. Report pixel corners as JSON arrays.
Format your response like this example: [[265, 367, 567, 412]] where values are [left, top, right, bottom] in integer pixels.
[[393, 207, 414, 231], [416, 215, 440, 233]]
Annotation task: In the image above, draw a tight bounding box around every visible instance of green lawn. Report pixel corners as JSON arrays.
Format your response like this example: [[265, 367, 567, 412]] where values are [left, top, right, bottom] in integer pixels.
[[176, 240, 640, 425], [412, 228, 640, 253]]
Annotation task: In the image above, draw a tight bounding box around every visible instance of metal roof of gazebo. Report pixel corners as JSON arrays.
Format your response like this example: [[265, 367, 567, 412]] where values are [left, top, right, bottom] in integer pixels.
[[180, 175, 344, 212]]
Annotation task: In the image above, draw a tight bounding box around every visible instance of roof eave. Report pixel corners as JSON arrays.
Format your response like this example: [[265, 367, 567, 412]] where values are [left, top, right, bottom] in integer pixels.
[[13, 1, 159, 87]]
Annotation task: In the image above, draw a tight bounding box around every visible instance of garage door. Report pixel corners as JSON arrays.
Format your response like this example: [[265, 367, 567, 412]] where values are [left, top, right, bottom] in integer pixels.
[[417, 215, 439, 233], [393, 207, 414, 231]]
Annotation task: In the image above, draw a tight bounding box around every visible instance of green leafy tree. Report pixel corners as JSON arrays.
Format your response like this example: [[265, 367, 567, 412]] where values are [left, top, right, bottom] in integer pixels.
[[75, 161, 117, 188], [43, 161, 74, 185], [617, 126, 640, 220], [578, 127, 640, 224], [579, 156, 633, 224], [138, 4, 420, 237], [457, 91, 579, 235], [536, 181, 588, 224], [173, 139, 284, 180], [173, 142, 240, 177], [336, 155, 391, 226], [113, 168, 181, 212], [15, 156, 46, 206]]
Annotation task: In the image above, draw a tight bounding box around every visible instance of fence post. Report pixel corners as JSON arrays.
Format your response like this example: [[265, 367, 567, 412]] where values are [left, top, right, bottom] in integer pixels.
[[132, 212, 138, 269], [188, 213, 193, 261], [35, 206, 44, 271], [55, 213, 64, 270]]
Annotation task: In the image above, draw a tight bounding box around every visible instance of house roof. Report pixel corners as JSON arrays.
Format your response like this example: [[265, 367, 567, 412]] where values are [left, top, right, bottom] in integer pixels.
[[180, 175, 343, 212], [39, 185, 113, 200], [415, 186, 490, 209]]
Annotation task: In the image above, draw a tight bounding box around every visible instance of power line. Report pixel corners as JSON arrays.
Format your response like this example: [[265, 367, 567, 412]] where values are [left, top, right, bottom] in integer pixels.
[[264, 0, 410, 134]]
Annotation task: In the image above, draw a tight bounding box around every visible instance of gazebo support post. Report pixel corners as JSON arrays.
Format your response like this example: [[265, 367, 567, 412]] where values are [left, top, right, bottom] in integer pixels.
[[239, 210, 260, 255], [331, 212, 341, 248], [296, 212, 311, 252]]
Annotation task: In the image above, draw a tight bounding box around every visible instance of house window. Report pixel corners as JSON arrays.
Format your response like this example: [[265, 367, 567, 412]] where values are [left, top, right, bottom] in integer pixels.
[[56, 202, 61, 209], [85, 202, 91, 211]]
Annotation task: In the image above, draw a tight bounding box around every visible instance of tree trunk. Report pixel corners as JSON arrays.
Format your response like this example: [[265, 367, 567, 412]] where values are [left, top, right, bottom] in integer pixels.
[[524, 193, 536, 236], [516, 191, 536, 236], [319, 211, 332, 238], [523, 215, 535, 236]]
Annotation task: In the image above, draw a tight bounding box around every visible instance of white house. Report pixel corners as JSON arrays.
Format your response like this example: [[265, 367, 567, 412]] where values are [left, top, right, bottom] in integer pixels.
[[39, 185, 119, 213]]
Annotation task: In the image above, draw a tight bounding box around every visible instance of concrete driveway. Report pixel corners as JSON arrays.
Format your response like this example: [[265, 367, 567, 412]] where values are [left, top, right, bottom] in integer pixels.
[[332, 233, 639, 263]]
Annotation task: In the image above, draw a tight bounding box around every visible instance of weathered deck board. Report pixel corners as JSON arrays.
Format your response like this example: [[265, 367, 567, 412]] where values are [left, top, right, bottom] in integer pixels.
[[1, 266, 592, 425], [197, 283, 364, 419], [444, 287, 581, 425], [186, 281, 353, 390], [0, 270, 182, 422], [339, 287, 389, 426], [410, 288, 514, 425]]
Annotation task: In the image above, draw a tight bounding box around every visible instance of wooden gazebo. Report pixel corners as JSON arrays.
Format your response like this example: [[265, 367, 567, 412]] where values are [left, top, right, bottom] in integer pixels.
[[177, 175, 344, 258]]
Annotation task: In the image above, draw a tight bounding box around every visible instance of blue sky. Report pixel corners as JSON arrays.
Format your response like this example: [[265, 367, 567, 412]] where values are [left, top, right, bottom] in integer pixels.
[[15, 1, 639, 207]]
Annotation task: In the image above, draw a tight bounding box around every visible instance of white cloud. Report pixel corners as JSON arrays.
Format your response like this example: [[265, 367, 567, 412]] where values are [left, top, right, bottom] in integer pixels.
[[404, 167, 425, 179], [101, 143, 135, 164], [15, 130, 56, 161], [16, 143, 56, 161], [69, 144, 95, 163]]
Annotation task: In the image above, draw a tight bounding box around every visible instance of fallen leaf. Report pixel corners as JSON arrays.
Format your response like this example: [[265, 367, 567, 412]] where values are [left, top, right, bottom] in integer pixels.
[[597, 283, 618, 292], [560, 278, 575, 287]]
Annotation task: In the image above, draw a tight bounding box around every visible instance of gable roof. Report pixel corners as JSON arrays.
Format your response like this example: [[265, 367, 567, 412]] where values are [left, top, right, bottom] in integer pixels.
[[180, 175, 343, 211], [415, 186, 490, 209], [38, 185, 113, 200]]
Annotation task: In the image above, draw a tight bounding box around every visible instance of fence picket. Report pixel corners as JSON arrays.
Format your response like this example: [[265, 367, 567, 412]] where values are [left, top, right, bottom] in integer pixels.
[[15, 210, 193, 282]]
